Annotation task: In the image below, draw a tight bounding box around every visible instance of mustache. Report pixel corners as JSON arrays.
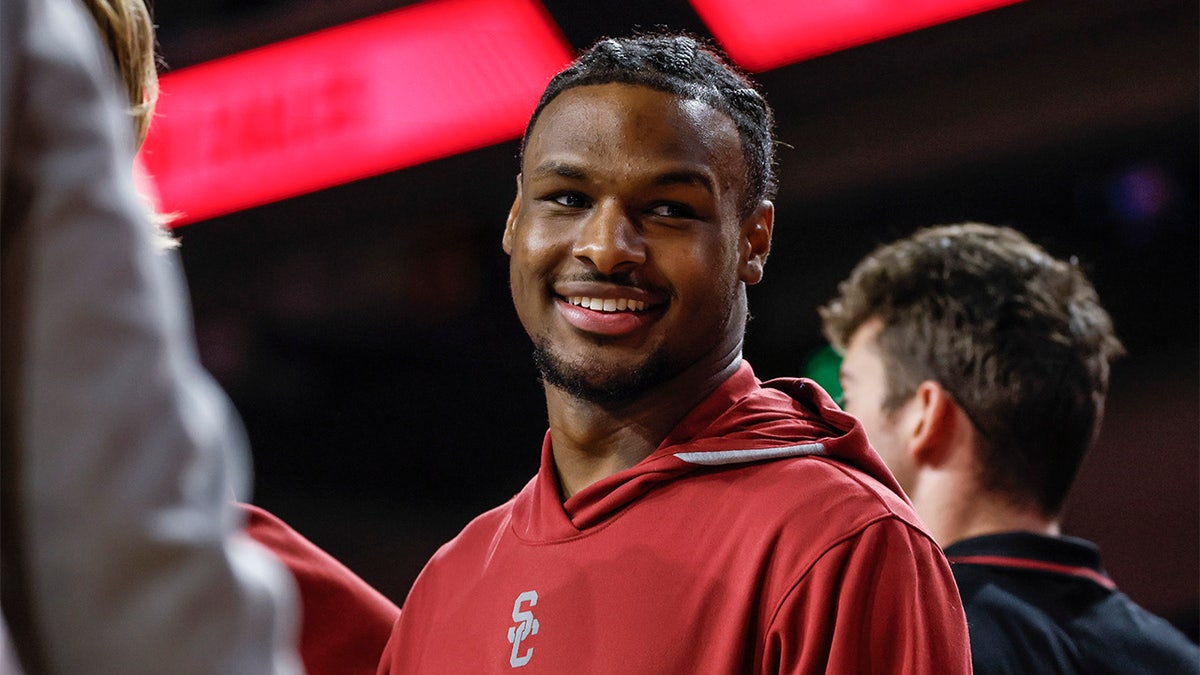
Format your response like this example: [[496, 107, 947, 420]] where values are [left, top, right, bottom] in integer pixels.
[[550, 270, 678, 303], [557, 270, 642, 287]]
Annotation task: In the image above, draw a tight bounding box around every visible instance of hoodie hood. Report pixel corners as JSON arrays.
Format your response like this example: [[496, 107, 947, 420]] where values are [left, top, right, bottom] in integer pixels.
[[511, 361, 905, 541]]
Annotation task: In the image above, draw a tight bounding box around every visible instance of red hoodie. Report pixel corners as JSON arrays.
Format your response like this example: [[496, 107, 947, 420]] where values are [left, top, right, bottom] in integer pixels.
[[377, 362, 971, 674]]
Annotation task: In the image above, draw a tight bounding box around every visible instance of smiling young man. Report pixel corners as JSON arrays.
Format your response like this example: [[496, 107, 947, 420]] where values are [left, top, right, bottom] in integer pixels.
[[821, 223, 1200, 673], [377, 34, 971, 673]]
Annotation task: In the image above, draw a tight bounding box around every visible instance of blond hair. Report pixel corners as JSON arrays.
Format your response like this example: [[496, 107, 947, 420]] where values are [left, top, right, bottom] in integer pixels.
[[80, 0, 177, 247], [80, 0, 159, 147]]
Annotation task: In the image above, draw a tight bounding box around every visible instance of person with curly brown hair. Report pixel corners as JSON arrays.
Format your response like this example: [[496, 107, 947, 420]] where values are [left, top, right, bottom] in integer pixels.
[[821, 222, 1199, 673]]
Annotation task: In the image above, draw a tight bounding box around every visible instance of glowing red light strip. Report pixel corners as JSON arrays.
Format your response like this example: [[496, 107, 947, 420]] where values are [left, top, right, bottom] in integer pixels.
[[137, 0, 572, 225], [688, 0, 1026, 72]]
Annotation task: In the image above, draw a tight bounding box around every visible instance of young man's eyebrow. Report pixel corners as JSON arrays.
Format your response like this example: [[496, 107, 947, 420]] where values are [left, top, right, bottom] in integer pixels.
[[528, 163, 718, 195], [652, 170, 716, 195], [529, 161, 587, 181]]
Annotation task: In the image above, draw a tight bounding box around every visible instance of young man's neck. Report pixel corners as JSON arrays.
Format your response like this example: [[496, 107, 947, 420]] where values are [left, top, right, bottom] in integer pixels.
[[938, 505, 1061, 548], [913, 473, 1061, 548], [545, 356, 741, 499], [926, 494, 1060, 547]]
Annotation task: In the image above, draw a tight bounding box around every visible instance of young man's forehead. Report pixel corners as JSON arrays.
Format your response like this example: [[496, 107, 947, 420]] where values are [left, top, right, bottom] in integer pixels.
[[523, 83, 747, 189], [534, 83, 730, 128]]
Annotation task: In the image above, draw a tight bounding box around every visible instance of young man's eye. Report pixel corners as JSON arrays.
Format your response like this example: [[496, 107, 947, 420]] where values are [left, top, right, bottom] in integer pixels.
[[649, 202, 696, 219], [546, 192, 590, 208]]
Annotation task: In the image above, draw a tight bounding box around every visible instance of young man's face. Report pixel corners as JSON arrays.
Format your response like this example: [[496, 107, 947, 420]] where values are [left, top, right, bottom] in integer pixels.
[[839, 317, 918, 493], [503, 82, 770, 403]]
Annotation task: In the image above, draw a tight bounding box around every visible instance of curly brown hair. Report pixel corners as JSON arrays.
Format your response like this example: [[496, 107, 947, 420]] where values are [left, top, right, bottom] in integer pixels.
[[820, 223, 1125, 516]]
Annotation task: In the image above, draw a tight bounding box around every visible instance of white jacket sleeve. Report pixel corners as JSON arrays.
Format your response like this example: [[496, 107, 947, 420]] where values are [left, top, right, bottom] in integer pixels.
[[0, 0, 304, 672]]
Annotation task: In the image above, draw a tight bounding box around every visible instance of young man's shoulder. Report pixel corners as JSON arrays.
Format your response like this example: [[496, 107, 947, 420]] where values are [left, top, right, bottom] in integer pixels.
[[429, 455, 926, 557], [707, 452, 926, 531]]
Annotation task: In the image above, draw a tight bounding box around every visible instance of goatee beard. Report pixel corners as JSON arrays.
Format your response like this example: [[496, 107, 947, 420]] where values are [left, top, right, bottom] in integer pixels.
[[531, 338, 671, 406]]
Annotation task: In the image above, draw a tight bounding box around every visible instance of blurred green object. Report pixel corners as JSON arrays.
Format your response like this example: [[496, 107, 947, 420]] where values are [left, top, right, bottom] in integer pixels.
[[801, 343, 843, 406]]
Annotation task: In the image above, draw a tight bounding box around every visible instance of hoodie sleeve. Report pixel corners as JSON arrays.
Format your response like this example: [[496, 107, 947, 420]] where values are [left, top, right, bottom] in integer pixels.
[[243, 504, 401, 675], [762, 515, 973, 674]]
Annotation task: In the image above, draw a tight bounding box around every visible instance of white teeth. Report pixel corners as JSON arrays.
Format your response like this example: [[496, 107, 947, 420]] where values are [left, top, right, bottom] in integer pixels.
[[568, 296, 647, 312]]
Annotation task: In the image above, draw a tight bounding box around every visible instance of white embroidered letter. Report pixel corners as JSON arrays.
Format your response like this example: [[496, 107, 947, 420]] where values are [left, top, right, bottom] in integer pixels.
[[506, 590, 539, 668]]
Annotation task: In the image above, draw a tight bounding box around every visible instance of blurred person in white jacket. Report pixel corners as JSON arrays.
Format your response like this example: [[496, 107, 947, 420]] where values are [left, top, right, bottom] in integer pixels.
[[0, 0, 304, 671]]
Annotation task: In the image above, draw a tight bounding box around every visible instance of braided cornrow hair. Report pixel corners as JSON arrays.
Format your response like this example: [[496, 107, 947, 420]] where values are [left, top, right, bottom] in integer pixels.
[[523, 33, 777, 218]]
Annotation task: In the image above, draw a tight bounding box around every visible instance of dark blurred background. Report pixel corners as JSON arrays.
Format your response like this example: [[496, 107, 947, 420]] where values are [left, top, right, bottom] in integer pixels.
[[151, 0, 1197, 636]]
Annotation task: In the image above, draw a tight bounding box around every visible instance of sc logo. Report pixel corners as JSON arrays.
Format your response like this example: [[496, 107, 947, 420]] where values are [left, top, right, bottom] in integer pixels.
[[506, 590, 539, 668]]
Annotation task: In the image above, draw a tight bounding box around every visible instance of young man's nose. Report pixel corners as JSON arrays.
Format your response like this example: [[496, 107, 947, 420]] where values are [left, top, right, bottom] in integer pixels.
[[572, 202, 646, 274]]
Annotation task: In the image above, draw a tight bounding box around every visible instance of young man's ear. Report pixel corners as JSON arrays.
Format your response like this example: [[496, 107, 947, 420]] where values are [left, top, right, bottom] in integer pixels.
[[502, 175, 522, 255], [739, 200, 774, 285], [906, 380, 975, 468]]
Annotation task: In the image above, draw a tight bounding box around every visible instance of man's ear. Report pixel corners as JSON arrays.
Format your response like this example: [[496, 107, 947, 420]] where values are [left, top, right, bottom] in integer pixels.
[[905, 380, 974, 469], [738, 200, 774, 285], [502, 175, 522, 255]]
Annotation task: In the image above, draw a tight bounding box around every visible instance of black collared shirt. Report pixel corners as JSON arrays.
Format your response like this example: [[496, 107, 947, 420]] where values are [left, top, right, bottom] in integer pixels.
[[945, 531, 1199, 674]]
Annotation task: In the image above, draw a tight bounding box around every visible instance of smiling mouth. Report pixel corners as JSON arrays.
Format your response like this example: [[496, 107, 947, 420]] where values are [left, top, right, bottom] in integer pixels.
[[566, 296, 648, 312]]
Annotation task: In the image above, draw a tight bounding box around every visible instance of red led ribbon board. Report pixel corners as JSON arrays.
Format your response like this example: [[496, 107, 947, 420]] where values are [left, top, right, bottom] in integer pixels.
[[688, 0, 1025, 72], [138, 0, 572, 225]]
